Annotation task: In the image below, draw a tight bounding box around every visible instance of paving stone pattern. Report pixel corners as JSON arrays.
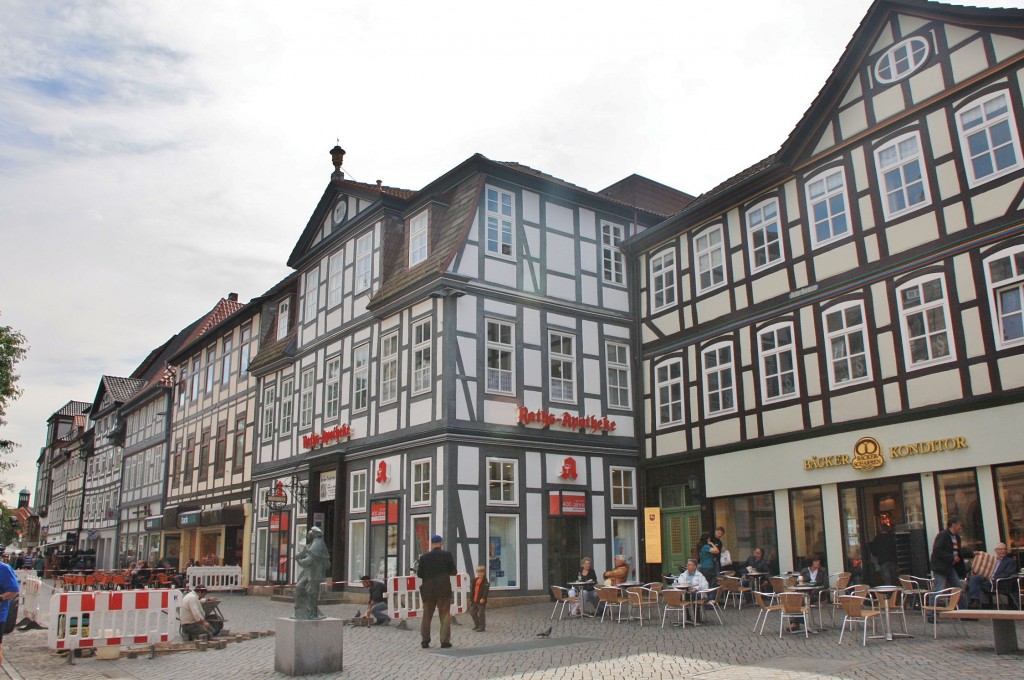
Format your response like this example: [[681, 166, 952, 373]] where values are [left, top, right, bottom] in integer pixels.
[[2, 590, 1023, 679]]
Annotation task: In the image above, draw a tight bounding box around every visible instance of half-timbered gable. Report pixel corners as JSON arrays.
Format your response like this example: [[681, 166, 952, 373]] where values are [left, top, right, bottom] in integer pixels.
[[631, 0, 1024, 581]]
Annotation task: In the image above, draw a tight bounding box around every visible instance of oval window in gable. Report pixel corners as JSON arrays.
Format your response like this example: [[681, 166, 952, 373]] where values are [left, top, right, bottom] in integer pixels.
[[875, 36, 930, 84]]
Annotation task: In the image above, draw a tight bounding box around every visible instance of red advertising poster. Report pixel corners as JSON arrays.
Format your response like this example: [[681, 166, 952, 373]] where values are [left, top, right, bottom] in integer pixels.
[[370, 501, 387, 525], [548, 492, 562, 516], [561, 491, 587, 516]]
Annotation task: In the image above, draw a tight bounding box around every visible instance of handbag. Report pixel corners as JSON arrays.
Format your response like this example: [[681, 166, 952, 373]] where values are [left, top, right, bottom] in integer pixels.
[[720, 550, 732, 567]]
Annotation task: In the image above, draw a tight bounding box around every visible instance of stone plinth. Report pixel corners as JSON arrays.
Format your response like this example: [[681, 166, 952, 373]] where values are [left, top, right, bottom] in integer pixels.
[[275, 617, 344, 676]]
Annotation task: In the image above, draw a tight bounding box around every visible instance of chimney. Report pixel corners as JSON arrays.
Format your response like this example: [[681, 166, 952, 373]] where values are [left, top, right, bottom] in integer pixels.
[[376, 180, 383, 192], [330, 144, 346, 180], [228, 292, 239, 302]]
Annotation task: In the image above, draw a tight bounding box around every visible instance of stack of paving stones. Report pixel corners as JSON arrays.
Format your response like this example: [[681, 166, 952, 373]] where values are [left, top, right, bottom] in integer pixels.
[[2, 591, 1023, 679]]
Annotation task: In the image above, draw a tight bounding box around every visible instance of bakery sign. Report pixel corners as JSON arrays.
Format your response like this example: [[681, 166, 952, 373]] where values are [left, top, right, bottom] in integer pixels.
[[302, 424, 352, 450], [516, 406, 616, 433], [803, 435, 968, 471]]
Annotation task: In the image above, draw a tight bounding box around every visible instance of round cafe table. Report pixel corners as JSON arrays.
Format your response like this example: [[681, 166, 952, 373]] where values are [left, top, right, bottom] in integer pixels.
[[868, 585, 912, 641], [568, 581, 596, 617]]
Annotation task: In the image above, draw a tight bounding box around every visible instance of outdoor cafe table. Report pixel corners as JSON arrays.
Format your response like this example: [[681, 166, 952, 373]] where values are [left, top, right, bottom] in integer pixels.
[[869, 585, 912, 641], [568, 581, 596, 617]]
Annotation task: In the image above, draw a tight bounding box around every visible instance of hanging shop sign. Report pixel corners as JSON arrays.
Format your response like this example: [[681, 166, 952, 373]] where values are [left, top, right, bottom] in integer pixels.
[[644, 507, 663, 564], [803, 435, 969, 471], [319, 470, 337, 501], [558, 456, 578, 480], [516, 406, 616, 433], [302, 424, 352, 450]]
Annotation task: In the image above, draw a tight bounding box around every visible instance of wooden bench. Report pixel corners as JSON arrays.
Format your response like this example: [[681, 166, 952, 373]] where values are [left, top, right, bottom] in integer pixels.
[[941, 609, 1024, 654]]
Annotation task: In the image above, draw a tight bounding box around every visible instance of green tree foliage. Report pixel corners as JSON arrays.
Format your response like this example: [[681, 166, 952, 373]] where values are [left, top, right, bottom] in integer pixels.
[[0, 313, 28, 469]]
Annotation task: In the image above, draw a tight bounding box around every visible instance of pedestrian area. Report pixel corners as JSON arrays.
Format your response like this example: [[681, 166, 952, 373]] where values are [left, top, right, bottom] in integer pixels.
[[3, 592, 1022, 680]]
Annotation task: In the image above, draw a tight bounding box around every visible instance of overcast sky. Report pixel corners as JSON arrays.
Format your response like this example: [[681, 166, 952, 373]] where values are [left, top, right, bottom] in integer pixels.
[[3, 0, 1022, 507]]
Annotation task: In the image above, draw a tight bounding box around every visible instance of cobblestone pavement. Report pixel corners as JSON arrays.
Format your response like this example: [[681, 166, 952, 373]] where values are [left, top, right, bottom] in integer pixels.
[[3, 586, 1023, 679]]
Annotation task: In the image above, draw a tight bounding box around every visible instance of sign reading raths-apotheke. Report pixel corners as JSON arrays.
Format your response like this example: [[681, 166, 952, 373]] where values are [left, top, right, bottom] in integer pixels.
[[803, 435, 969, 471], [516, 406, 616, 433], [302, 424, 352, 450]]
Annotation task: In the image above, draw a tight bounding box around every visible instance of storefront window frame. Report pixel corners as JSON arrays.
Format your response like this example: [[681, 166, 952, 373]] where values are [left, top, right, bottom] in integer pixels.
[[486, 513, 520, 590]]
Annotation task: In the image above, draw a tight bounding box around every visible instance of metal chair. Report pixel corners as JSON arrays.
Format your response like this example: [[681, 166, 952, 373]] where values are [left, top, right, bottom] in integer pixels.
[[597, 586, 629, 623], [626, 586, 659, 626], [549, 585, 578, 621], [752, 591, 782, 635], [719, 575, 751, 610], [778, 592, 809, 638], [837, 595, 880, 646], [695, 587, 724, 625], [660, 589, 688, 628], [921, 587, 968, 639]]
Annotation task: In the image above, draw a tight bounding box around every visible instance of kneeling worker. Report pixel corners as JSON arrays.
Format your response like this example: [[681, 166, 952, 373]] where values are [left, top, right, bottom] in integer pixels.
[[180, 585, 213, 640], [360, 575, 390, 625]]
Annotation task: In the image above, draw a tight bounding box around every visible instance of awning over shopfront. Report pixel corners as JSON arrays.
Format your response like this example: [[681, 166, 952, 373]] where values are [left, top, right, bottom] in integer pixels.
[[200, 505, 245, 527], [178, 511, 202, 528], [144, 516, 163, 532]]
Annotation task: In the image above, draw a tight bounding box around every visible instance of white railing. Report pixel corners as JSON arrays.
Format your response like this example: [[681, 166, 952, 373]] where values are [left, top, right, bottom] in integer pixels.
[[185, 566, 243, 591]]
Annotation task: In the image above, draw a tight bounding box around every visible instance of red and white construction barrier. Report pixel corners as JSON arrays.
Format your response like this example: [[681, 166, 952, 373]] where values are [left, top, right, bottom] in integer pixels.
[[17, 576, 45, 626], [47, 589, 182, 651], [386, 573, 470, 623], [185, 566, 243, 591]]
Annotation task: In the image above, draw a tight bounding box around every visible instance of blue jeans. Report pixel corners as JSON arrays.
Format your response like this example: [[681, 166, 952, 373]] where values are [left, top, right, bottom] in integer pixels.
[[927, 571, 963, 616]]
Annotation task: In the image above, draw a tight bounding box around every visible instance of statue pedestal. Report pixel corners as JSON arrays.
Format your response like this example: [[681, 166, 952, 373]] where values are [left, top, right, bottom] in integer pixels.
[[274, 617, 344, 676]]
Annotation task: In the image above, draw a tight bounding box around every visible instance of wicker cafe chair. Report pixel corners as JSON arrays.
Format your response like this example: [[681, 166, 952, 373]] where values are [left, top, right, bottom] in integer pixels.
[[626, 586, 659, 626], [921, 587, 968, 639], [597, 586, 630, 623], [778, 592, 810, 638], [752, 591, 782, 635], [898, 576, 928, 618], [837, 595, 881, 646], [695, 587, 725, 625], [720, 575, 751, 610], [769, 576, 791, 596], [550, 586, 578, 621], [660, 589, 689, 628]]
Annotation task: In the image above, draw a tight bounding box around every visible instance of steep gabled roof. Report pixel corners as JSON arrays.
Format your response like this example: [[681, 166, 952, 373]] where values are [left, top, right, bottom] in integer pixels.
[[598, 174, 696, 218], [166, 296, 247, 365], [90, 375, 145, 417], [49, 400, 90, 421]]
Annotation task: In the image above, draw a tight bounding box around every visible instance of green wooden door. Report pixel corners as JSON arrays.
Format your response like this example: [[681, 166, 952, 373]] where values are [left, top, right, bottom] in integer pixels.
[[661, 509, 701, 576]]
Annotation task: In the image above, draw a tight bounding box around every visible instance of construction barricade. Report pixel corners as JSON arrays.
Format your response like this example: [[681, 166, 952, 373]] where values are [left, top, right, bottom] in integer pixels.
[[47, 588, 182, 652], [17, 576, 45, 627], [185, 566, 243, 591], [386, 572, 469, 628]]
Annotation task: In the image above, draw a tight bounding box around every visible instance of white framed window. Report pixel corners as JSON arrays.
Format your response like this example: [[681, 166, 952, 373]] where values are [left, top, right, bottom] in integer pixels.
[[485, 186, 514, 257], [824, 301, 872, 386], [190, 357, 200, 401], [874, 36, 930, 84], [299, 367, 315, 428], [255, 527, 267, 581], [694, 224, 726, 292], [350, 470, 368, 512], [486, 458, 518, 505], [747, 198, 783, 271], [379, 332, 399, 403], [548, 331, 575, 403], [304, 268, 319, 323], [347, 519, 366, 583], [984, 245, 1024, 348], [355, 232, 373, 293], [655, 358, 683, 426], [324, 356, 341, 420], [875, 131, 931, 219], [650, 249, 677, 311], [353, 343, 369, 412], [412, 459, 431, 506], [205, 347, 216, 393], [221, 335, 233, 385], [957, 91, 1023, 187], [409, 210, 429, 266], [485, 319, 514, 395], [611, 518, 638, 580], [486, 514, 519, 589], [280, 377, 293, 433], [610, 467, 636, 509], [806, 167, 850, 247], [702, 341, 736, 415], [758, 322, 798, 402], [602, 221, 625, 285], [239, 324, 254, 376], [261, 385, 275, 441], [276, 298, 290, 340], [606, 341, 630, 409], [897, 275, 954, 367], [411, 515, 431, 565], [412, 319, 432, 394], [328, 251, 344, 308]]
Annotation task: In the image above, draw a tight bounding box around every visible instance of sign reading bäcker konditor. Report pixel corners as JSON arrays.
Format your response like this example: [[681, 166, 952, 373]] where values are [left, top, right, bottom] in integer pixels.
[[803, 435, 968, 471]]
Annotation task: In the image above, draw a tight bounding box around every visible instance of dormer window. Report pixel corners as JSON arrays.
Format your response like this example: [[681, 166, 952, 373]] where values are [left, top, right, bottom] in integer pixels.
[[276, 298, 290, 340], [875, 36, 929, 84], [409, 210, 429, 266]]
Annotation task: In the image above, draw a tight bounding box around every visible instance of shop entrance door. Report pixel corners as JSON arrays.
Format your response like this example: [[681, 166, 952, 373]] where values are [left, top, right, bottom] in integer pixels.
[[546, 517, 583, 595], [661, 509, 701, 575], [838, 476, 929, 585]]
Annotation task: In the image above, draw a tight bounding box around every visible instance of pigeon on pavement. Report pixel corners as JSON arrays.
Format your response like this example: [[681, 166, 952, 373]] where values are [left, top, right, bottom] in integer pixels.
[[536, 627, 552, 637]]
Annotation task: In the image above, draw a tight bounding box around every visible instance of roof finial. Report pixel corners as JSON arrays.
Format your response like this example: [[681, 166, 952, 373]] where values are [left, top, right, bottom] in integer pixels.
[[330, 143, 346, 180]]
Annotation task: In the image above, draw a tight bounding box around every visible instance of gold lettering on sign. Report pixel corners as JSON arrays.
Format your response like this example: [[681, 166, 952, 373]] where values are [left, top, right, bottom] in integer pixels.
[[889, 436, 968, 458]]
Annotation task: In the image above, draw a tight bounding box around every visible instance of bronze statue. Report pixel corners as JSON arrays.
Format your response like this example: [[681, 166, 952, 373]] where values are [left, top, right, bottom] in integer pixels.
[[293, 527, 331, 620]]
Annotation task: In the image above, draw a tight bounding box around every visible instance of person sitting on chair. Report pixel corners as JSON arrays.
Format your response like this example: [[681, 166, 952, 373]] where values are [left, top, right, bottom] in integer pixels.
[[603, 555, 629, 586], [180, 585, 213, 641], [674, 558, 711, 622], [968, 543, 1018, 608]]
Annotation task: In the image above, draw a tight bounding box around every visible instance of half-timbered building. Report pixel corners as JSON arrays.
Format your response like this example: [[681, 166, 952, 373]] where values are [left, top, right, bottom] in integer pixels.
[[249, 147, 691, 595], [36, 400, 90, 550], [629, 0, 1024, 584]]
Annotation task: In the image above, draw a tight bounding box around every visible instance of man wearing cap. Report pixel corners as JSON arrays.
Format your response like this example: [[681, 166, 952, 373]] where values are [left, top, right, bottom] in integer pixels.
[[359, 575, 390, 625], [416, 534, 457, 649], [180, 585, 212, 640]]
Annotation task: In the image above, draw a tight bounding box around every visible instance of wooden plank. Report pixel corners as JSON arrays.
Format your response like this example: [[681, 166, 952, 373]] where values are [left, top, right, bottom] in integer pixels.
[[940, 610, 1024, 621]]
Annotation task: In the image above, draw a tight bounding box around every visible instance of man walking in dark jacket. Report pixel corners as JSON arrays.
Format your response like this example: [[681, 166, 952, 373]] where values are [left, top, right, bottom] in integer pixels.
[[417, 534, 457, 649], [928, 517, 972, 619]]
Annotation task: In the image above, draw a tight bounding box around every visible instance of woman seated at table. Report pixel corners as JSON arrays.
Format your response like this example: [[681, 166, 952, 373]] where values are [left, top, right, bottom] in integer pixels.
[[575, 557, 599, 614]]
